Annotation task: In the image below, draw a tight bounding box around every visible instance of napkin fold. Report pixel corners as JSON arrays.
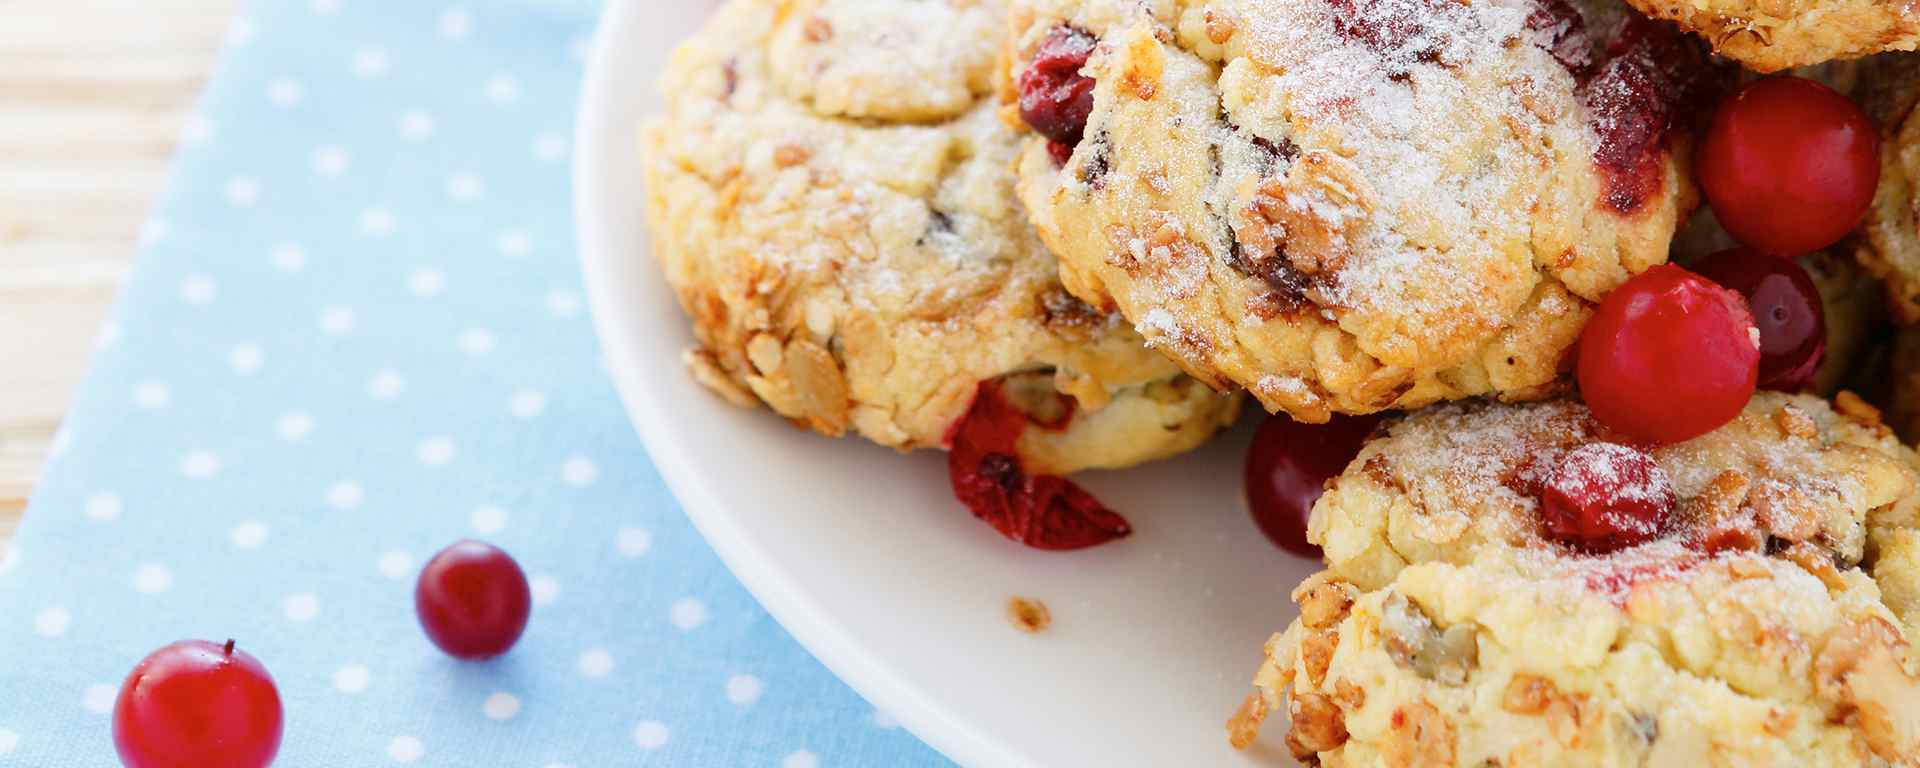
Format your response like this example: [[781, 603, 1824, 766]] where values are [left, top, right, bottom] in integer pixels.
[[0, 2, 946, 765]]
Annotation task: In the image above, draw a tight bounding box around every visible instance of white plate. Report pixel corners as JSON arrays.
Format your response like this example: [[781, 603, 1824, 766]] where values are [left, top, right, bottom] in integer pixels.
[[574, 2, 1316, 765]]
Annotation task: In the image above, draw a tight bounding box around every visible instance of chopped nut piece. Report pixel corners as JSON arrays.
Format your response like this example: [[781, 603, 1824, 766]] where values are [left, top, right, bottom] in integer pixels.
[[1301, 629, 1337, 686], [1226, 692, 1268, 750], [1007, 597, 1050, 633], [802, 15, 833, 42], [772, 144, 811, 168], [1203, 9, 1237, 43], [1334, 678, 1366, 710], [1834, 391, 1884, 427], [1287, 692, 1350, 757], [1778, 541, 1848, 592], [1381, 593, 1479, 685], [1502, 674, 1557, 715], [1383, 702, 1454, 768], [1774, 404, 1819, 440], [1297, 578, 1355, 629]]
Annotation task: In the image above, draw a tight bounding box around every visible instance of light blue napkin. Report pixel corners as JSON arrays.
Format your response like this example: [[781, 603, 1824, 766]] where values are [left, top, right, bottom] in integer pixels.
[[0, 2, 948, 765]]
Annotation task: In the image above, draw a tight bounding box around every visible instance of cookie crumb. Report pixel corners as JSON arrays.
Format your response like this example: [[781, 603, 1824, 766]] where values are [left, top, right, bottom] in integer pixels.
[[1007, 597, 1051, 633], [1226, 691, 1267, 749]]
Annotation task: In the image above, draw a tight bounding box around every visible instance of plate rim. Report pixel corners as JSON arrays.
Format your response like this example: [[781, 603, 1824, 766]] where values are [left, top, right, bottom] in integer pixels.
[[572, 3, 1032, 765]]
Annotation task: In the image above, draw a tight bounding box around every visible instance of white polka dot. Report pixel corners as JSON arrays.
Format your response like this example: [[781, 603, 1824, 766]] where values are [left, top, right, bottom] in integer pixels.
[[408, 268, 446, 298], [782, 750, 819, 768], [272, 243, 307, 272], [377, 551, 413, 580], [180, 452, 221, 478], [485, 73, 520, 105], [670, 597, 709, 631], [138, 217, 169, 246], [560, 455, 598, 488], [224, 177, 260, 207], [398, 110, 434, 141], [352, 49, 388, 78], [530, 574, 560, 606], [266, 78, 304, 108], [0, 727, 17, 755], [284, 593, 320, 622], [84, 492, 122, 522], [725, 674, 763, 706], [546, 291, 581, 317], [446, 173, 485, 202], [320, 306, 356, 334], [457, 328, 495, 356], [437, 7, 471, 39], [387, 735, 424, 763], [631, 721, 669, 751], [870, 709, 899, 729], [230, 521, 269, 549], [132, 564, 173, 594], [418, 437, 455, 467], [470, 505, 508, 534], [82, 683, 116, 715], [334, 663, 371, 693], [277, 411, 314, 442], [360, 208, 397, 236], [312, 145, 350, 176], [576, 648, 614, 678], [180, 275, 217, 305], [615, 527, 652, 558], [367, 370, 406, 399], [533, 133, 567, 161], [227, 17, 255, 46], [96, 322, 121, 349], [133, 381, 170, 409], [311, 0, 340, 13], [181, 114, 213, 145], [482, 692, 520, 721], [509, 390, 547, 419], [496, 230, 531, 257], [326, 481, 364, 510], [34, 607, 70, 637]]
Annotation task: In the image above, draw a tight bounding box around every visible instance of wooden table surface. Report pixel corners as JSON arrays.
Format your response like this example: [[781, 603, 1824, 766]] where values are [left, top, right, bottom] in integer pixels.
[[0, 0, 236, 543]]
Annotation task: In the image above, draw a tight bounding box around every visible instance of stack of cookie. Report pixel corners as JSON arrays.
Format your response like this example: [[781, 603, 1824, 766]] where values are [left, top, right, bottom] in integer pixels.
[[646, 0, 1920, 762]]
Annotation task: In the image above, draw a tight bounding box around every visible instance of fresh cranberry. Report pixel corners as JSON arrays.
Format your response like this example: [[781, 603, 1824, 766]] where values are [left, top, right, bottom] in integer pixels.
[[1698, 76, 1880, 256], [1577, 264, 1759, 444], [1539, 443, 1674, 552], [1690, 248, 1826, 391], [1017, 26, 1097, 147], [415, 540, 532, 659], [947, 381, 1131, 550], [1244, 413, 1380, 557], [113, 640, 282, 768]]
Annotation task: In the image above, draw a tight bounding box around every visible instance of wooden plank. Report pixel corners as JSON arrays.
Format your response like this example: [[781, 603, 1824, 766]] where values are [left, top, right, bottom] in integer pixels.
[[0, 0, 236, 535]]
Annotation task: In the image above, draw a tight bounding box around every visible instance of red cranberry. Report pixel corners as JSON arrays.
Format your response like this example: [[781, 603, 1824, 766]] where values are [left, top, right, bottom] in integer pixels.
[[1539, 443, 1674, 552], [1244, 413, 1380, 558], [113, 640, 283, 768], [1017, 26, 1097, 147], [1690, 248, 1826, 392], [1698, 76, 1880, 256], [1577, 264, 1759, 444], [415, 540, 532, 659], [1583, 19, 1728, 214]]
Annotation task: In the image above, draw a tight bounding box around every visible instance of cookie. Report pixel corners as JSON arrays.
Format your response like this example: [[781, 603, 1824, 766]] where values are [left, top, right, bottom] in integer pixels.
[[1005, 0, 1724, 422], [642, 0, 1240, 478], [1234, 393, 1920, 765], [1858, 53, 1920, 325], [1621, 0, 1919, 73]]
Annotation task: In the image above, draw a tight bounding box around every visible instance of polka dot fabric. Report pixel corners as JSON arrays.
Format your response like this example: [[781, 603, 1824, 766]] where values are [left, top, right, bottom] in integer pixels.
[[0, 2, 946, 765]]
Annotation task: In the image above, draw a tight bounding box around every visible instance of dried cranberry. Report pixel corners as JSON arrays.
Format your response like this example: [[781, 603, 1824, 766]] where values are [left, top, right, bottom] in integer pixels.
[[1582, 18, 1728, 214], [1244, 413, 1381, 558], [1576, 264, 1759, 444], [1524, 0, 1594, 79], [1018, 26, 1098, 147], [1325, 0, 1460, 64], [1697, 76, 1880, 256], [1690, 248, 1826, 392], [948, 381, 1130, 550], [1539, 443, 1674, 552]]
